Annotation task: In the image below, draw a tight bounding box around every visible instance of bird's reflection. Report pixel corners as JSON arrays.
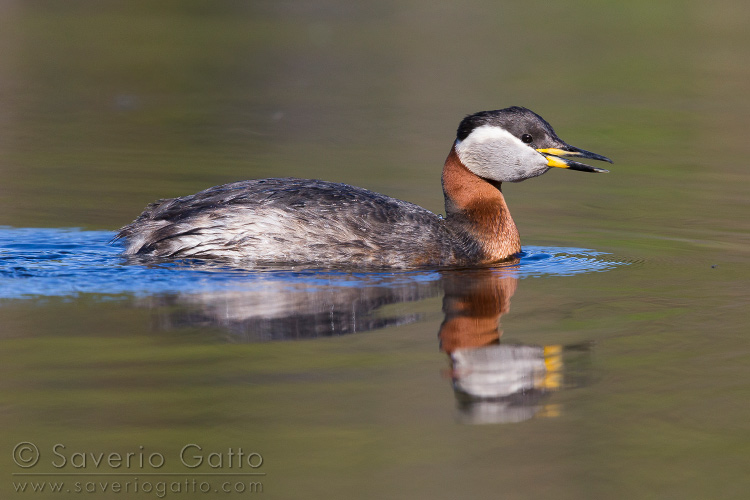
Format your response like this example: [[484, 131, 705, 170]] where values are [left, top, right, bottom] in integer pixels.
[[139, 276, 442, 341], [439, 269, 587, 424], [140, 266, 590, 424]]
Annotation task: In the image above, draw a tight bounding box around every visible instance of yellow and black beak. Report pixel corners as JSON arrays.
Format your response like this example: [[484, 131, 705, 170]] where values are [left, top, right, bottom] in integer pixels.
[[536, 146, 612, 173]]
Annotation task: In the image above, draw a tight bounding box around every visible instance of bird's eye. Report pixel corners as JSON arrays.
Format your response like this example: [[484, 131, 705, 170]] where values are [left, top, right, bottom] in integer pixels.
[[521, 134, 533, 144]]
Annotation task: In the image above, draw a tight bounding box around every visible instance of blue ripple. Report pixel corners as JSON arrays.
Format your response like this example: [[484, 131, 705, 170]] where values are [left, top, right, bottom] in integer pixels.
[[0, 227, 623, 299]]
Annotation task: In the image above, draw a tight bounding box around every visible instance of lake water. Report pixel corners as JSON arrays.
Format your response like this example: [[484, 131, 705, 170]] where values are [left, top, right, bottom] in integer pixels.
[[2, 1, 749, 499]]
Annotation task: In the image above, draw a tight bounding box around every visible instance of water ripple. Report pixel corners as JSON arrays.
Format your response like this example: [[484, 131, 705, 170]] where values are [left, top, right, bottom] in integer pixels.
[[0, 227, 624, 299]]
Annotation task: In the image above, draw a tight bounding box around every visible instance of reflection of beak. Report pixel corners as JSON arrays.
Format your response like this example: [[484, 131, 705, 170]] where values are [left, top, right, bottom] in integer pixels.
[[536, 146, 612, 173]]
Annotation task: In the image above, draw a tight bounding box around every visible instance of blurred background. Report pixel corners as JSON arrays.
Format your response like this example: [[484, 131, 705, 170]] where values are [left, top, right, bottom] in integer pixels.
[[0, 0, 745, 246]]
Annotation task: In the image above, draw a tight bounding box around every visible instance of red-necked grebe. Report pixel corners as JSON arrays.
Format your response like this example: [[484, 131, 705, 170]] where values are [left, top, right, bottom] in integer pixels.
[[115, 106, 611, 268]]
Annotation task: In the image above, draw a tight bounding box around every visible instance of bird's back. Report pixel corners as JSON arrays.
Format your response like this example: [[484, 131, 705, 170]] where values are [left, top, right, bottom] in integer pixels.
[[115, 178, 467, 267]]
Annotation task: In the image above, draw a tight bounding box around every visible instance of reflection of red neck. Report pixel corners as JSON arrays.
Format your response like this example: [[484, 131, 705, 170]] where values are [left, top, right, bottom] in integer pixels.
[[439, 315, 502, 354], [439, 272, 518, 354], [441, 146, 521, 263]]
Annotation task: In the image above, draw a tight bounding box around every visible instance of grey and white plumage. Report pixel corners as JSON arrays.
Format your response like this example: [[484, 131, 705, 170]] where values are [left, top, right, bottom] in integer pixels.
[[115, 107, 612, 268], [116, 178, 471, 267]]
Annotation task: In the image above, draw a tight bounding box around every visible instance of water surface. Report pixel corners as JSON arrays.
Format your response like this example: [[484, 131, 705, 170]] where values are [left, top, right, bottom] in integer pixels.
[[0, 227, 621, 299], [2, 1, 750, 499]]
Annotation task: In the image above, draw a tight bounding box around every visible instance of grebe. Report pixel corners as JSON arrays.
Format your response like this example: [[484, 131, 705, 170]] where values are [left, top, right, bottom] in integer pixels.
[[115, 107, 611, 268]]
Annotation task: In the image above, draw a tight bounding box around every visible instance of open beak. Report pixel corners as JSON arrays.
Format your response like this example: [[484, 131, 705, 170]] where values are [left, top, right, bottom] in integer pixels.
[[536, 146, 612, 173]]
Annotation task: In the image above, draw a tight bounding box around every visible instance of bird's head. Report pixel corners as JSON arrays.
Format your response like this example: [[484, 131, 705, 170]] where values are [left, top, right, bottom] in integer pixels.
[[454, 106, 612, 183]]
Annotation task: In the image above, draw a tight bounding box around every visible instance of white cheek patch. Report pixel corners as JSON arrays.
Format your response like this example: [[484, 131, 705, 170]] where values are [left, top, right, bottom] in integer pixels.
[[455, 125, 548, 182]]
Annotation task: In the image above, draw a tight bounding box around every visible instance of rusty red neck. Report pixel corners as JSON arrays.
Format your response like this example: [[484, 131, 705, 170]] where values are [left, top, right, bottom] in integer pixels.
[[441, 146, 521, 262]]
